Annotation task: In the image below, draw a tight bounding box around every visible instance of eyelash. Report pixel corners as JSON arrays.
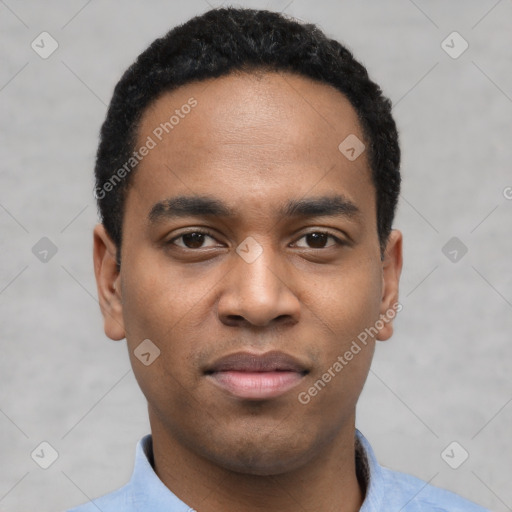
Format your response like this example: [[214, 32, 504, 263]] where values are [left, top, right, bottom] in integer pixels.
[[167, 229, 346, 250]]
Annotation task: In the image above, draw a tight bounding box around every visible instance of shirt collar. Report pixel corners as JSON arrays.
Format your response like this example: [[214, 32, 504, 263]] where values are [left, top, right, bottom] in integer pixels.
[[356, 429, 384, 511], [129, 429, 383, 510], [128, 434, 192, 510]]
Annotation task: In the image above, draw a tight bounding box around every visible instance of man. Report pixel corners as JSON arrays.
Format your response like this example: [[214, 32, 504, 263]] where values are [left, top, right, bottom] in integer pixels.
[[68, 7, 489, 512]]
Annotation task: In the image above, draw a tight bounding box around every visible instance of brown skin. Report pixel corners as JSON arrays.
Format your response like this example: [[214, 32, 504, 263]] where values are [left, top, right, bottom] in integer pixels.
[[93, 71, 402, 512]]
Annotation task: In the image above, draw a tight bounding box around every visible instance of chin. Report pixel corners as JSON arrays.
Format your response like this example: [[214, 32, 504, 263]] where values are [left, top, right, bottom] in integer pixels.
[[215, 451, 309, 476], [203, 432, 316, 476]]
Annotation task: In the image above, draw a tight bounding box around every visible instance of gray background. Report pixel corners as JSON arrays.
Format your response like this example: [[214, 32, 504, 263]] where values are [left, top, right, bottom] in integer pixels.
[[1, 0, 511, 511]]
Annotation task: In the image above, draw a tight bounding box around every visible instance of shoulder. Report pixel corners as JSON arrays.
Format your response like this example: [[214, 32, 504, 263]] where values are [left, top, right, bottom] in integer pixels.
[[355, 430, 489, 512], [64, 483, 132, 512], [64, 435, 154, 511], [379, 465, 490, 512]]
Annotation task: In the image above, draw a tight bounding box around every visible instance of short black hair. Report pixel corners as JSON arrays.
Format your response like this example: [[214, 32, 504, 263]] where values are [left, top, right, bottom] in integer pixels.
[[94, 7, 400, 266]]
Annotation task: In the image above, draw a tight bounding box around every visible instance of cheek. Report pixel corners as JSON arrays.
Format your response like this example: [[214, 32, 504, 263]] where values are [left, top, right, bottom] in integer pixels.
[[299, 283, 379, 420], [119, 259, 199, 397], [297, 344, 374, 446], [120, 250, 202, 341], [307, 256, 383, 343], [296, 258, 381, 405]]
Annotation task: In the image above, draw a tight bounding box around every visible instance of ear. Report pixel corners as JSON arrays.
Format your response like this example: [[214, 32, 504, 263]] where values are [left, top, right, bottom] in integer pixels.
[[376, 229, 403, 341], [93, 223, 126, 341]]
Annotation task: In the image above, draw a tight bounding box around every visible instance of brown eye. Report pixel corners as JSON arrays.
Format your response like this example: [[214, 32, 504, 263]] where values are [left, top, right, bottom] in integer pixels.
[[294, 232, 341, 249], [181, 232, 207, 248], [170, 231, 219, 249]]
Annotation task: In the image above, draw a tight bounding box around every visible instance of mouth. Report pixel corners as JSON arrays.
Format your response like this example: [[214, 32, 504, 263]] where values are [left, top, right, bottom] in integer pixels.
[[204, 351, 309, 400]]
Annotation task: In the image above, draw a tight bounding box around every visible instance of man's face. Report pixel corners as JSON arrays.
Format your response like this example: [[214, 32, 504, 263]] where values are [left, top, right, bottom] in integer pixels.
[[94, 71, 402, 475]]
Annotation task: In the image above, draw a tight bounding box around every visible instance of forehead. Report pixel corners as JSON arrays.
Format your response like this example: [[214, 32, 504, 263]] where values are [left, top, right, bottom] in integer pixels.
[[139, 70, 365, 157], [127, 71, 375, 228]]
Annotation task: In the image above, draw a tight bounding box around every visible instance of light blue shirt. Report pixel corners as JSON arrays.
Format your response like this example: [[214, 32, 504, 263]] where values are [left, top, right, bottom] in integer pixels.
[[66, 430, 489, 511]]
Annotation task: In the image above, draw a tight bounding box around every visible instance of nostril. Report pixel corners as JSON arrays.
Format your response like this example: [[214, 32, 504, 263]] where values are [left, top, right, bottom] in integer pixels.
[[221, 314, 245, 327]]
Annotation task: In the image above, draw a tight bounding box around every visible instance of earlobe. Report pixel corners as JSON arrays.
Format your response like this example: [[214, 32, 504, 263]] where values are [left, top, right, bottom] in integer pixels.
[[93, 224, 126, 341], [377, 229, 403, 342]]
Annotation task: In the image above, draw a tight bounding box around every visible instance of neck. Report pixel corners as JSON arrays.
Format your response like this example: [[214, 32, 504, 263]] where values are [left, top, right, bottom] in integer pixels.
[[149, 411, 365, 512]]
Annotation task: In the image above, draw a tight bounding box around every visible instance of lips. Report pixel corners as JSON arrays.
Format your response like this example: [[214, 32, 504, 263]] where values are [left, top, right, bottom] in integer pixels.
[[205, 351, 308, 374], [205, 351, 309, 400]]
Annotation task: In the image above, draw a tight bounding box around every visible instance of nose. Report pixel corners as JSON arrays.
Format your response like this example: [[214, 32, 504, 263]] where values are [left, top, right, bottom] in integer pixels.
[[217, 242, 301, 328]]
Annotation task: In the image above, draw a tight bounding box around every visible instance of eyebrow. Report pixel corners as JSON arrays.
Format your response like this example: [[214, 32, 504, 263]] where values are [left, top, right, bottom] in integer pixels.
[[147, 194, 361, 224]]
